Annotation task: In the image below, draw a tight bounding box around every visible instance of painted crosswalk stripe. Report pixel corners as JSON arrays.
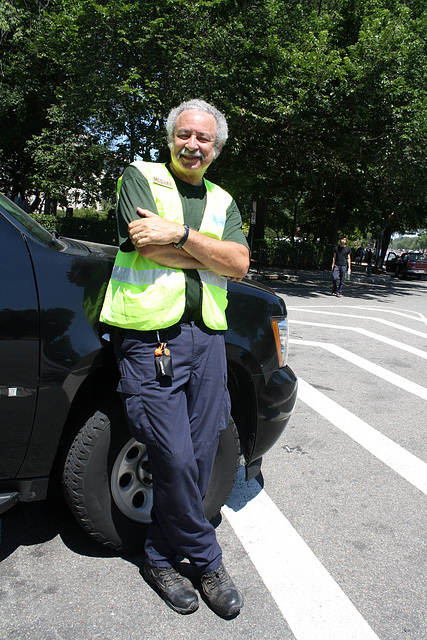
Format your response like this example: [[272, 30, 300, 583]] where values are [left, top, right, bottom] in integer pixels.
[[287, 308, 427, 339], [287, 304, 427, 327], [290, 339, 427, 402], [289, 320, 427, 360], [223, 469, 381, 640], [296, 377, 427, 495]]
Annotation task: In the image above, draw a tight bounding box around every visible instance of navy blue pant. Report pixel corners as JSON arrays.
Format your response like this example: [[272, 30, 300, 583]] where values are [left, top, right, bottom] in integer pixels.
[[113, 322, 231, 573], [332, 265, 347, 294]]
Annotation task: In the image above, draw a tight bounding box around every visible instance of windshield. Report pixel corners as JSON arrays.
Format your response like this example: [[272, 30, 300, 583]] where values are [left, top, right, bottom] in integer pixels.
[[0, 193, 61, 248], [407, 253, 424, 262]]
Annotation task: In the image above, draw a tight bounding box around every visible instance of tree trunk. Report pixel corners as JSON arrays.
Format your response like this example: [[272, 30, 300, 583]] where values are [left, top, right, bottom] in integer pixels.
[[252, 197, 266, 240], [30, 193, 41, 213], [291, 192, 304, 242], [374, 228, 392, 271], [291, 199, 298, 242]]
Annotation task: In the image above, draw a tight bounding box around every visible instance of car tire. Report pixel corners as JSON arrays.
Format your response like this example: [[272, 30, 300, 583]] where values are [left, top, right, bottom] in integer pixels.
[[62, 400, 240, 553]]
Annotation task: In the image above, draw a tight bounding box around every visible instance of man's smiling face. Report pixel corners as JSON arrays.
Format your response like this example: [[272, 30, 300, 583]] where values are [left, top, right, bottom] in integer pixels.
[[169, 110, 219, 185]]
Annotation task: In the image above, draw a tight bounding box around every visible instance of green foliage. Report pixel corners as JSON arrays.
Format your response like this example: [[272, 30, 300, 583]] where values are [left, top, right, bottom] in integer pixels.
[[1, 0, 427, 254], [31, 211, 118, 245], [252, 238, 333, 271], [391, 231, 427, 250]]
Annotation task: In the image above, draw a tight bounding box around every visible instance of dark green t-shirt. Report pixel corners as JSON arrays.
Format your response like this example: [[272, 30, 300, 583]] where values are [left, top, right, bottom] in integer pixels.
[[116, 163, 249, 314]]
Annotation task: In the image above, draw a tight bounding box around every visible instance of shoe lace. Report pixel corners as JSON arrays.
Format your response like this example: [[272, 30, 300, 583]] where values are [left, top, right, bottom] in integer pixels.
[[157, 567, 184, 587], [203, 566, 230, 590]]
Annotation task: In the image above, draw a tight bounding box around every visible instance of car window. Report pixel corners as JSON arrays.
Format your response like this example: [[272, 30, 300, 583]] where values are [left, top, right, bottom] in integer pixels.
[[0, 193, 62, 249]]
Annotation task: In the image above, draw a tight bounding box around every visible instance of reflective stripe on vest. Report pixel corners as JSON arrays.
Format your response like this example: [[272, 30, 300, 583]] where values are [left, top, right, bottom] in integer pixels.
[[100, 162, 231, 331]]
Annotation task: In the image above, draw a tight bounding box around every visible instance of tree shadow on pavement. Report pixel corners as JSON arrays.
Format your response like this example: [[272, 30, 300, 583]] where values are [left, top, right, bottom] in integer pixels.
[[262, 273, 427, 302]]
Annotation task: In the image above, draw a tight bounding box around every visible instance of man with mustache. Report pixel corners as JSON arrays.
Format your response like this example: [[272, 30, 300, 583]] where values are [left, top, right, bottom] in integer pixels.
[[101, 99, 249, 618]]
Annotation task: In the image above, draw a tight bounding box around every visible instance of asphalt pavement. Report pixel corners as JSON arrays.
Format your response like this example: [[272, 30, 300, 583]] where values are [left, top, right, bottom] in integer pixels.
[[1, 267, 426, 640]]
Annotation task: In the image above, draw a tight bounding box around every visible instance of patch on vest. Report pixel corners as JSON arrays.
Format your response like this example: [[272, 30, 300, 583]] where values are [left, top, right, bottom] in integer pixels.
[[153, 175, 173, 188]]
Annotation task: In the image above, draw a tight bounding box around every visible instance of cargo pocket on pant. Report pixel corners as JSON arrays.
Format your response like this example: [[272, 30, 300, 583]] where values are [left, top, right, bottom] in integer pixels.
[[117, 376, 150, 444]]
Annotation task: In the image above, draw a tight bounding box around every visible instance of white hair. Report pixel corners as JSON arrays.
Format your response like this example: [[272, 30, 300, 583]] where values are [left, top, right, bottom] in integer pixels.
[[166, 99, 228, 155]]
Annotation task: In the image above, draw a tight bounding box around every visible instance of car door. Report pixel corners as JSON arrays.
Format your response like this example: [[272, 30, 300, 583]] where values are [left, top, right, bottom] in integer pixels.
[[0, 211, 39, 477], [385, 251, 398, 273]]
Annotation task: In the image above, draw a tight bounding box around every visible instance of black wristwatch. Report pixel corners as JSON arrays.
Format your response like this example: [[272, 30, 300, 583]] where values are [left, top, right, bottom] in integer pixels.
[[174, 224, 190, 249]]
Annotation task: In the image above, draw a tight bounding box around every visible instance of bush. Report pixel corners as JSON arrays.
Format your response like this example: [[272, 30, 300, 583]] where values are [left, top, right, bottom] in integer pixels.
[[32, 212, 118, 245], [252, 239, 333, 271]]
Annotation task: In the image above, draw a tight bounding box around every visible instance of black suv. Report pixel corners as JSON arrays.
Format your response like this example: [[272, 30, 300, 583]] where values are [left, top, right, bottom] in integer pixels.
[[0, 194, 297, 552]]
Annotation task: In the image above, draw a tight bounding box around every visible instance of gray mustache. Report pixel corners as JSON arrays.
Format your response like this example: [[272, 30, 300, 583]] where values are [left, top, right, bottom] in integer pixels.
[[178, 150, 204, 161]]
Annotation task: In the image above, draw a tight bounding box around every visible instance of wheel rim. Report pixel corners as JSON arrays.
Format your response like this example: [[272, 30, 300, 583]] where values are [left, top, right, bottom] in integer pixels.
[[111, 438, 153, 523]]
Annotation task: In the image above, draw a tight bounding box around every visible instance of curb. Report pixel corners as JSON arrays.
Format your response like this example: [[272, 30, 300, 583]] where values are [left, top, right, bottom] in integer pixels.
[[246, 269, 392, 286], [247, 272, 299, 282]]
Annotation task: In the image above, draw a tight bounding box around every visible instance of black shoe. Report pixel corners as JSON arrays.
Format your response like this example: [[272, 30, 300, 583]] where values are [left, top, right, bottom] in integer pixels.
[[142, 561, 199, 615], [200, 563, 243, 619]]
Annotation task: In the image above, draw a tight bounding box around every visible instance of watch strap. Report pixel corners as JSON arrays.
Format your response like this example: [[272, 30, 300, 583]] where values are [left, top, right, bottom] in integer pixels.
[[174, 224, 190, 249]]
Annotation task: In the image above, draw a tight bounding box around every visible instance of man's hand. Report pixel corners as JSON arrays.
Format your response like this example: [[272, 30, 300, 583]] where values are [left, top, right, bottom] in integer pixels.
[[129, 208, 183, 247], [129, 210, 204, 269]]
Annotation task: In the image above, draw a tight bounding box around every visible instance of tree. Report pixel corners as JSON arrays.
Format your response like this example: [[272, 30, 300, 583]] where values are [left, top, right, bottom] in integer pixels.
[[1, 0, 427, 252], [0, 0, 62, 199]]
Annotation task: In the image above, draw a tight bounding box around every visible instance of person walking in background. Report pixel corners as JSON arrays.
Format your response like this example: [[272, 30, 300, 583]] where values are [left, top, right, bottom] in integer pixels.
[[331, 236, 351, 297]]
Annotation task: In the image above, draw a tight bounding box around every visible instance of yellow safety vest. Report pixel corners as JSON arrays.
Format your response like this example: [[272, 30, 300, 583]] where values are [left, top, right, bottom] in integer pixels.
[[100, 162, 232, 331]]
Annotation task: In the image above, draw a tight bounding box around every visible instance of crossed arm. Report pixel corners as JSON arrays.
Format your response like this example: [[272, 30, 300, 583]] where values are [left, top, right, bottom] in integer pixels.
[[128, 208, 250, 280]]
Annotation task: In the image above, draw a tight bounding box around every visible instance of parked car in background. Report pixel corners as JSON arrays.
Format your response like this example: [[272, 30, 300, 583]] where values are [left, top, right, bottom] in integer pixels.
[[0, 193, 297, 553], [385, 251, 427, 279]]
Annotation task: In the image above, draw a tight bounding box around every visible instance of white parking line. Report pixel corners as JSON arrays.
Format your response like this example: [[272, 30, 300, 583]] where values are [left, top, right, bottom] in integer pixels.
[[342, 305, 427, 327], [289, 320, 427, 360], [223, 469, 381, 640], [287, 308, 427, 339], [290, 339, 427, 401], [288, 305, 427, 325], [297, 378, 427, 495]]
